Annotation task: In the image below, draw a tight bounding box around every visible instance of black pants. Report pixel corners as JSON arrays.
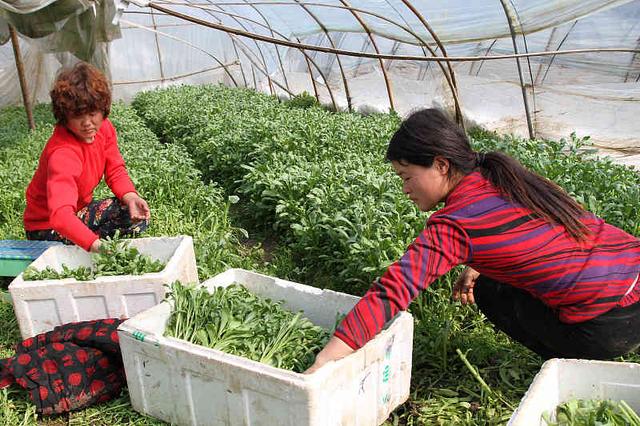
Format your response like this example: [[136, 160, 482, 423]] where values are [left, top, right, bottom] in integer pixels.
[[474, 276, 640, 360]]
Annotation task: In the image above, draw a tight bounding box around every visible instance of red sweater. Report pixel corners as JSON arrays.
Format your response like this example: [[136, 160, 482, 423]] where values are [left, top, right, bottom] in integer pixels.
[[334, 172, 640, 349], [23, 119, 137, 251]]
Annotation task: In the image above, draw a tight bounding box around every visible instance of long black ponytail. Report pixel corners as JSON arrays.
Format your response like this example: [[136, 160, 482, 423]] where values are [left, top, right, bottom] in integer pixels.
[[386, 108, 590, 241]]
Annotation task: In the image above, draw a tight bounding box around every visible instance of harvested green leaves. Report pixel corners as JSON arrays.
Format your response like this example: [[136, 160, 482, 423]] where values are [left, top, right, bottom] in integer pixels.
[[164, 281, 330, 372], [92, 235, 165, 277], [543, 399, 640, 426], [22, 237, 165, 281], [22, 265, 94, 281]]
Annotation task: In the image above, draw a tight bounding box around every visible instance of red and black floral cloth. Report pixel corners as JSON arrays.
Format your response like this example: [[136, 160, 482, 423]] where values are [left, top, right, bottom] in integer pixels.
[[0, 318, 126, 415]]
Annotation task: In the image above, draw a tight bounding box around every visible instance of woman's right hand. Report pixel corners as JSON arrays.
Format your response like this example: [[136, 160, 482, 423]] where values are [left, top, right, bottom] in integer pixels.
[[89, 239, 102, 253], [453, 266, 480, 305], [122, 192, 151, 221]]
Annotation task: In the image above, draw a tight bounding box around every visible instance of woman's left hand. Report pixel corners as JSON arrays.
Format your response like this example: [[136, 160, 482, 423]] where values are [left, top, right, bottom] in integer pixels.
[[304, 336, 354, 374], [453, 266, 480, 305], [122, 192, 150, 221]]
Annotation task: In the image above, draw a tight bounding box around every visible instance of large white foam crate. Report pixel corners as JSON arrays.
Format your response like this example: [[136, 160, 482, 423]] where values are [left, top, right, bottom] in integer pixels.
[[509, 358, 640, 425], [118, 268, 413, 426], [9, 235, 198, 339]]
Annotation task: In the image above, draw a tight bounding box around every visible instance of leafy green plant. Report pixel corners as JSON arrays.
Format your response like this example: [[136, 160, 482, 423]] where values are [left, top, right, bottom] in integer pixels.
[[108, 103, 249, 278], [92, 235, 165, 276], [543, 399, 640, 426], [0, 105, 56, 240], [284, 91, 320, 109], [0, 102, 249, 280], [22, 264, 94, 281], [4, 86, 640, 424], [165, 281, 330, 372]]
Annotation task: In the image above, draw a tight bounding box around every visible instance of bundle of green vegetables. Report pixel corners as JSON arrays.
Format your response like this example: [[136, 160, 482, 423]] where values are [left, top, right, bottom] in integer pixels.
[[22, 236, 165, 281], [164, 281, 330, 372], [543, 398, 640, 426]]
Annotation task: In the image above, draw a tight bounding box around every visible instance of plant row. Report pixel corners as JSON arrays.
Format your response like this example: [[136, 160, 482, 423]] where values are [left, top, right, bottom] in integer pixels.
[[133, 86, 639, 296], [133, 85, 425, 293]]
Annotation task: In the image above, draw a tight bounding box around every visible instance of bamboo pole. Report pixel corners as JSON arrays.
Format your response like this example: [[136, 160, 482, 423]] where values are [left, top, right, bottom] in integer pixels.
[[189, 5, 336, 108], [399, 0, 463, 128], [112, 62, 239, 85], [624, 36, 640, 83], [173, 0, 465, 114], [241, 0, 291, 95], [293, 0, 352, 110], [339, 0, 394, 111], [150, 9, 166, 82], [120, 18, 240, 86], [509, 5, 537, 138], [473, 39, 498, 77], [539, 22, 580, 86], [499, 0, 535, 139], [207, 3, 275, 95], [9, 25, 35, 131]]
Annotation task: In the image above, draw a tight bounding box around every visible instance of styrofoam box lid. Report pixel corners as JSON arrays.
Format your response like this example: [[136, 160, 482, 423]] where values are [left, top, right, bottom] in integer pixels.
[[509, 358, 640, 425], [119, 268, 412, 382], [9, 236, 190, 288]]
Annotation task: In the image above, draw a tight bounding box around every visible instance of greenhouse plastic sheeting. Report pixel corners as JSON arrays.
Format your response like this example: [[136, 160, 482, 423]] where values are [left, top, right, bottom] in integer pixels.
[[0, 0, 120, 69], [0, 0, 639, 150]]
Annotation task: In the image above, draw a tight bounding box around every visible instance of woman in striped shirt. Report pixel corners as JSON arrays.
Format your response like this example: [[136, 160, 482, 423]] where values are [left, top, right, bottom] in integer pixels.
[[306, 108, 640, 373]]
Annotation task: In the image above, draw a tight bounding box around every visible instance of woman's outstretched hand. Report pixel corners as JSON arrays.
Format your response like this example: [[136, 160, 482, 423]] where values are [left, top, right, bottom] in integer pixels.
[[304, 336, 355, 374], [89, 239, 102, 253], [122, 192, 150, 221], [453, 266, 480, 305]]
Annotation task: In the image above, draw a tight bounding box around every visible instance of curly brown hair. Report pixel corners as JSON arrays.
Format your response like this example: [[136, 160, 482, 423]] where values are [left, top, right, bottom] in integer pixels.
[[50, 62, 111, 124]]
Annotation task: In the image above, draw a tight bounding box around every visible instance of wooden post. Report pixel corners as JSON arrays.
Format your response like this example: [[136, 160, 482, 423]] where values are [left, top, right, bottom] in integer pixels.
[[9, 24, 35, 131]]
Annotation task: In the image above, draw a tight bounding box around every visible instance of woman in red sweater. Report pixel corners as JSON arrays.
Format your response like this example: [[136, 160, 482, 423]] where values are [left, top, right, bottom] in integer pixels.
[[306, 108, 640, 373], [23, 62, 150, 253]]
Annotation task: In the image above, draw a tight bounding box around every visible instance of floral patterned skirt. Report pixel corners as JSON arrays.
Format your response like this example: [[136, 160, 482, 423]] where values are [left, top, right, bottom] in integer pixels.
[[26, 197, 148, 244]]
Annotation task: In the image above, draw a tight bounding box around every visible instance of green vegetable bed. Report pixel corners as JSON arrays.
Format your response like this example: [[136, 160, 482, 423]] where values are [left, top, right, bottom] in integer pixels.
[[132, 84, 640, 425], [1, 86, 639, 424]]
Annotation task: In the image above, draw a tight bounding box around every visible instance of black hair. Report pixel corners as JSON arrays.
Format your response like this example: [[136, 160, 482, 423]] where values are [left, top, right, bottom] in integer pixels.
[[386, 108, 590, 241]]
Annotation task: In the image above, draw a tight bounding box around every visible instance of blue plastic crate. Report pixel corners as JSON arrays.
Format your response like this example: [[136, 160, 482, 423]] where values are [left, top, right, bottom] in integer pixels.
[[0, 240, 63, 277]]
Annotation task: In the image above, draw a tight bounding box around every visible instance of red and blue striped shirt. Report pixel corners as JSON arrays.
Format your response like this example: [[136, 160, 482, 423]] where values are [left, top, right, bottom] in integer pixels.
[[334, 172, 640, 349]]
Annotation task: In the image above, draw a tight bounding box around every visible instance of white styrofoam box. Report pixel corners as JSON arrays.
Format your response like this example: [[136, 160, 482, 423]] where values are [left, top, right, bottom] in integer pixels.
[[509, 358, 640, 425], [118, 268, 413, 426], [9, 235, 198, 339]]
